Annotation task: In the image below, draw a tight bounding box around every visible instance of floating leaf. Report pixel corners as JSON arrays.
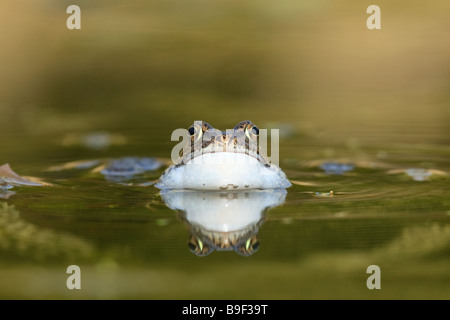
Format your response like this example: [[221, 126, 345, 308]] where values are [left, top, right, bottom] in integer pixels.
[[46, 159, 102, 172], [0, 163, 45, 187], [289, 179, 317, 187]]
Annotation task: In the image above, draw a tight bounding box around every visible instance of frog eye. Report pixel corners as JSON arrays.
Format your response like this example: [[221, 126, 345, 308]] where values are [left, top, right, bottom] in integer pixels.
[[236, 236, 260, 256], [245, 125, 259, 139], [188, 236, 212, 257], [245, 236, 259, 251], [188, 124, 203, 142]]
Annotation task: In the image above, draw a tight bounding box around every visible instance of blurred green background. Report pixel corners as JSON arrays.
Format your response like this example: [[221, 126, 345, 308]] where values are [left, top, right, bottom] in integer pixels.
[[0, 0, 449, 299], [1, 1, 448, 146]]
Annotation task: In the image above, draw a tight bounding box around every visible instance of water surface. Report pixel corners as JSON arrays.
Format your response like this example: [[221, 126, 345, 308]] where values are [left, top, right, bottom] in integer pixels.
[[0, 0, 449, 299]]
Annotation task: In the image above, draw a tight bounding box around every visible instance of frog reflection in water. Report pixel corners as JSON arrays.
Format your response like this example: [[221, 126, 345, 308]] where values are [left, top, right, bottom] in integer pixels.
[[160, 189, 287, 256], [155, 120, 291, 190]]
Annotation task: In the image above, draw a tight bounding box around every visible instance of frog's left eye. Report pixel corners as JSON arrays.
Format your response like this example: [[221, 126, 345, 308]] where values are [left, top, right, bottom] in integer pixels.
[[245, 125, 259, 139], [188, 124, 203, 142]]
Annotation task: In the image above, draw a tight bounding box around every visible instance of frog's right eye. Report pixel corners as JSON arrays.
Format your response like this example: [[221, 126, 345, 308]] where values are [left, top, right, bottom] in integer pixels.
[[188, 126, 196, 136]]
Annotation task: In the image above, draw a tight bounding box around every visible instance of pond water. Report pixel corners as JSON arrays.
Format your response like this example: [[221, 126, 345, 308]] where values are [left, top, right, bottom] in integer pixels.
[[0, 1, 449, 299]]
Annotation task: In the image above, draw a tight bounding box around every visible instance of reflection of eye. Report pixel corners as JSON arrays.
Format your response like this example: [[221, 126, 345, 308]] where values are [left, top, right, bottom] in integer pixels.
[[188, 236, 212, 257], [188, 237, 203, 254], [252, 241, 260, 252], [244, 236, 260, 254], [251, 126, 259, 136], [188, 242, 198, 252]]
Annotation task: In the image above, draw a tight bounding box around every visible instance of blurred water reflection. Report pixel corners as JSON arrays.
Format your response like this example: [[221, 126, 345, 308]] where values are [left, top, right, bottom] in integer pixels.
[[160, 189, 287, 256]]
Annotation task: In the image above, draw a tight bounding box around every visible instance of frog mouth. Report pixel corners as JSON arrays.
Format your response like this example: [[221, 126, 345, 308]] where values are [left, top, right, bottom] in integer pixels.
[[183, 149, 270, 167], [179, 137, 270, 167]]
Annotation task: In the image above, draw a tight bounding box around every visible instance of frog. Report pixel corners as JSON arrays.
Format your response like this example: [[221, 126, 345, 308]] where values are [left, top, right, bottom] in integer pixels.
[[155, 120, 291, 190]]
